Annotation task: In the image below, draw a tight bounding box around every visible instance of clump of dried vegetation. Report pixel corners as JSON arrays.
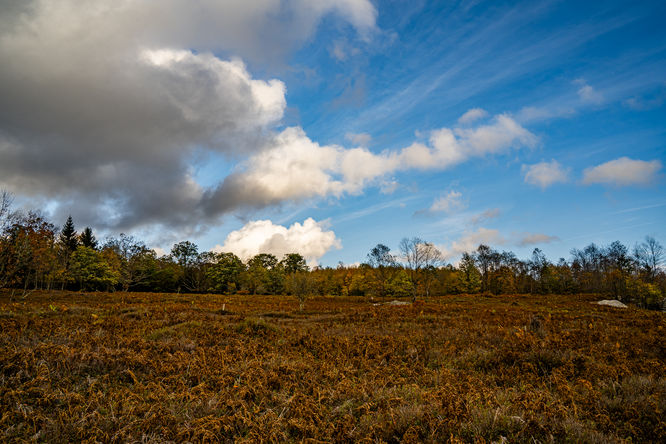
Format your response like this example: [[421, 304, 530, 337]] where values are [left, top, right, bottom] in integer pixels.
[[1, 290, 664, 442]]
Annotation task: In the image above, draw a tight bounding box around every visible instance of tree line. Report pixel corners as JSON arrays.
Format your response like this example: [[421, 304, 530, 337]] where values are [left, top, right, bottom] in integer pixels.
[[0, 192, 664, 309]]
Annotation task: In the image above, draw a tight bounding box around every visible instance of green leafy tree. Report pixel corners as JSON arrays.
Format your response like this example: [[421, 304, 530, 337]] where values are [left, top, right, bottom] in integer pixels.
[[604, 241, 633, 299], [69, 246, 119, 290], [281, 253, 308, 274], [474, 244, 495, 293], [458, 252, 481, 293], [105, 234, 157, 291], [244, 254, 275, 294], [367, 243, 398, 298], [151, 256, 180, 292], [171, 241, 199, 267], [187, 251, 214, 292], [626, 276, 664, 309], [170, 241, 200, 292], [311, 266, 342, 296], [388, 269, 413, 298], [207, 252, 245, 293], [242, 253, 285, 294]]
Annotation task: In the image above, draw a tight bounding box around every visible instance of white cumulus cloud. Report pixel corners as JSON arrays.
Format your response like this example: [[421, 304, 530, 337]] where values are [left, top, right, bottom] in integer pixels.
[[204, 114, 537, 213], [522, 160, 569, 189], [429, 190, 466, 214], [213, 218, 341, 265], [582, 157, 662, 186], [458, 108, 489, 125]]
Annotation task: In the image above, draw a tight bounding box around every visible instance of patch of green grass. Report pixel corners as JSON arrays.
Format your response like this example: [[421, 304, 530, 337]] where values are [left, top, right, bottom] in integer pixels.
[[234, 317, 280, 336]]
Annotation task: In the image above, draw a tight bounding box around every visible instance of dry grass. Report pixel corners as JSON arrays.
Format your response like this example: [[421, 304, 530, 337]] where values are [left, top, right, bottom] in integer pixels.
[[1, 290, 664, 442]]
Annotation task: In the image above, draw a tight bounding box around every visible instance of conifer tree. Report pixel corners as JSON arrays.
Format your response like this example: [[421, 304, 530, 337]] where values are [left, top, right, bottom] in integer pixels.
[[80, 227, 97, 250], [59, 215, 79, 252]]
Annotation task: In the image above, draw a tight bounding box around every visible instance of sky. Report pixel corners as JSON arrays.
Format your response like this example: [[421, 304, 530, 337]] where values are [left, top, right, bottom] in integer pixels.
[[0, 0, 665, 266]]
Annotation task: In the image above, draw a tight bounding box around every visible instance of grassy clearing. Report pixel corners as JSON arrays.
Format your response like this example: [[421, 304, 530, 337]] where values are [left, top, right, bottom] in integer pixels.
[[0, 290, 664, 442]]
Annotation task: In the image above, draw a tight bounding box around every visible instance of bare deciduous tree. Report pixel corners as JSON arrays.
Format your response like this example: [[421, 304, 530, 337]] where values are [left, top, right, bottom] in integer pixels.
[[634, 236, 664, 282], [286, 271, 314, 311], [0, 190, 13, 232], [399, 237, 443, 301], [0, 190, 14, 289]]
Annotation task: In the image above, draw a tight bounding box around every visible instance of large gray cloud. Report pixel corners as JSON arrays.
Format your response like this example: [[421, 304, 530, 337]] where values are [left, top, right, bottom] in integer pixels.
[[0, 0, 376, 230], [0, 1, 537, 241]]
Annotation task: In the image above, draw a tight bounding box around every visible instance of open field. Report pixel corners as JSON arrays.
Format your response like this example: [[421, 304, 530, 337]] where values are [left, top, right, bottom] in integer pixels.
[[1, 291, 664, 443]]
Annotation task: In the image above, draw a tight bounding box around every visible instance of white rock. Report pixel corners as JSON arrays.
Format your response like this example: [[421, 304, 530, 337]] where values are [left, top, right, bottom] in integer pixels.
[[373, 300, 411, 306], [597, 299, 628, 308]]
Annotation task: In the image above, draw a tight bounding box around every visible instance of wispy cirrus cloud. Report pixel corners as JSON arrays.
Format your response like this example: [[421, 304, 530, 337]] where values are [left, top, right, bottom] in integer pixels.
[[516, 232, 559, 247], [624, 85, 666, 110], [575, 79, 604, 104], [345, 132, 372, 146], [336, 3, 642, 141], [469, 208, 501, 225], [439, 227, 506, 260], [436, 227, 560, 262]]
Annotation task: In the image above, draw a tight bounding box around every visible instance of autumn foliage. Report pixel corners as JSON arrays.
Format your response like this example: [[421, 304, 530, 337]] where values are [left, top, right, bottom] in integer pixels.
[[1, 290, 664, 442], [1, 199, 664, 310]]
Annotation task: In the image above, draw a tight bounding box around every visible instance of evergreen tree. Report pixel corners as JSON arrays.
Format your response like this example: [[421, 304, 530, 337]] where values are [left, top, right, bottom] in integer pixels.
[[59, 215, 78, 252], [79, 227, 97, 250]]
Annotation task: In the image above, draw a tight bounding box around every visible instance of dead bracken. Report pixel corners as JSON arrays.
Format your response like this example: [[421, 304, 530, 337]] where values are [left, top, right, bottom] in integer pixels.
[[1, 290, 664, 442]]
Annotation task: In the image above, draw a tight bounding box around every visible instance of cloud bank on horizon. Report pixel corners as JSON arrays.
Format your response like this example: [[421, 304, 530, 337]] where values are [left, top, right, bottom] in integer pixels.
[[0, 0, 664, 264], [213, 218, 341, 266]]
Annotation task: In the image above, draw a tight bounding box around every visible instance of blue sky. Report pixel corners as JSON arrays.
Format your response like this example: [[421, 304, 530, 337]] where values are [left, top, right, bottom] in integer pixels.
[[1, 0, 664, 265], [194, 0, 666, 265]]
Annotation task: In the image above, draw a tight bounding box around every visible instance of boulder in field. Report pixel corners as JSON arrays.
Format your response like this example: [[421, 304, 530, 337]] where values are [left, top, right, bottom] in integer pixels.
[[387, 300, 411, 306], [597, 300, 627, 308], [373, 300, 411, 306]]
